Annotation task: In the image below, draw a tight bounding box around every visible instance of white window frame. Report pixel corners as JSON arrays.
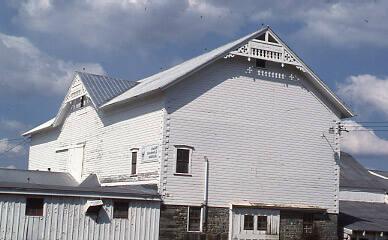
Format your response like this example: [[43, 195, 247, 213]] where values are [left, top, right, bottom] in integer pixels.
[[174, 146, 193, 175], [130, 148, 139, 176], [186, 206, 203, 232]]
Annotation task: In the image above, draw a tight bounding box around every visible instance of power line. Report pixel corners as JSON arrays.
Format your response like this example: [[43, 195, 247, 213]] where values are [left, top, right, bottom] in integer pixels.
[[0, 139, 27, 158], [0, 137, 26, 142]]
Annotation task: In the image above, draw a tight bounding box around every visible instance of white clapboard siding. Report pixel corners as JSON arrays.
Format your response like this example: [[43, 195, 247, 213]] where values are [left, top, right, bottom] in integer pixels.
[[163, 58, 340, 213], [339, 190, 386, 203], [29, 95, 164, 183], [0, 194, 160, 240]]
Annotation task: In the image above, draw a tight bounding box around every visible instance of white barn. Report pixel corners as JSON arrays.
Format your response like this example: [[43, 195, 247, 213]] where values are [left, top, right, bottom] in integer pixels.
[[17, 26, 354, 239]]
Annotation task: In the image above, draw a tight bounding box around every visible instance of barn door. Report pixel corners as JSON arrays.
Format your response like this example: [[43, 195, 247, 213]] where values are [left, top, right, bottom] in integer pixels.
[[230, 207, 280, 240], [67, 144, 84, 182]]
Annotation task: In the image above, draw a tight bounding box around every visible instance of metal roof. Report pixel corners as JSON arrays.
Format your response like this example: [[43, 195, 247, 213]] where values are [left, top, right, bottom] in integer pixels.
[[22, 72, 138, 136], [102, 27, 353, 118], [77, 71, 138, 108], [102, 27, 268, 108], [340, 200, 388, 232], [370, 170, 388, 179], [339, 152, 387, 192], [0, 168, 159, 200]]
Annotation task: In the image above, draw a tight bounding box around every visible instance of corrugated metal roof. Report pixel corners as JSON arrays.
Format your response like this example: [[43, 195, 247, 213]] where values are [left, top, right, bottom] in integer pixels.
[[101, 27, 353, 118], [102, 27, 268, 107], [370, 170, 388, 179], [339, 152, 387, 192], [76, 71, 139, 107], [0, 168, 159, 199], [0, 168, 78, 187], [340, 200, 388, 232]]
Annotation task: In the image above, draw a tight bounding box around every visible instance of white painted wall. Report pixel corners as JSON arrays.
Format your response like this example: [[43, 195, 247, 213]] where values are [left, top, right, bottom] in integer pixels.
[[162, 57, 340, 213], [339, 190, 386, 203], [29, 95, 164, 184], [0, 194, 160, 240]]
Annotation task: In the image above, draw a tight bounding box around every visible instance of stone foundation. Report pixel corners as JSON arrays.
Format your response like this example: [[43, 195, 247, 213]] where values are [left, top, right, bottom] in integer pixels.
[[279, 211, 338, 240], [159, 205, 228, 240], [159, 205, 338, 240]]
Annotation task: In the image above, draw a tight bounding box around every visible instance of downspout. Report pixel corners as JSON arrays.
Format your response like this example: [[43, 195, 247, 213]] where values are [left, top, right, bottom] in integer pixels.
[[202, 156, 209, 232]]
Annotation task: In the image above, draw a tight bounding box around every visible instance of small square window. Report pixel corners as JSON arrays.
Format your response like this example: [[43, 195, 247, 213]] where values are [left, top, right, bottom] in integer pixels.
[[26, 198, 44, 216], [257, 216, 267, 231], [113, 201, 129, 219], [243, 215, 254, 230], [188, 206, 201, 232], [256, 59, 266, 69], [176, 148, 191, 174]]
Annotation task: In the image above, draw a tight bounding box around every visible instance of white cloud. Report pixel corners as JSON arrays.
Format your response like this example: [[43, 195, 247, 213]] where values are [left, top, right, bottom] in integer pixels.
[[8, 0, 388, 50], [0, 138, 25, 155], [294, 1, 388, 47], [342, 120, 388, 156], [0, 32, 104, 95], [0, 119, 28, 133], [337, 74, 388, 117]]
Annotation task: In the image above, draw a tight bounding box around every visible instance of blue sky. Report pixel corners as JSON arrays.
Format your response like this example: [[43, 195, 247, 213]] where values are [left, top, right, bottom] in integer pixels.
[[1, 0, 388, 170]]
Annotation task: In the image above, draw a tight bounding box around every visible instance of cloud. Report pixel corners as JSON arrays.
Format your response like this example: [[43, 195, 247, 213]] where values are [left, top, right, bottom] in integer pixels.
[[342, 120, 388, 156], [8, 0, 388, 51], [0, 138, 25, 155], [0, 32, 104, 95], [337, 74, 388, 117], [10, 0, 238, 51], [291, 1, 388, 47], [0, 119, 29, 133]]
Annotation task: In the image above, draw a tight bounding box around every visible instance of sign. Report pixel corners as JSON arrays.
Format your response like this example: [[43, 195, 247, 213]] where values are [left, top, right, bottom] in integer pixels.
[[142, 144, 159, 163]]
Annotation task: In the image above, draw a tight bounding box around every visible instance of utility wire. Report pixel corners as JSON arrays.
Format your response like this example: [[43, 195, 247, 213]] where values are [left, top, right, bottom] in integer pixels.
[[0, 139, 27, 159], [0, 137, 26, 142]]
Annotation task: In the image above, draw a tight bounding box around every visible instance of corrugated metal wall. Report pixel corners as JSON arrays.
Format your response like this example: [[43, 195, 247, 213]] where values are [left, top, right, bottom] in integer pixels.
[[0, 195, 160, 240]]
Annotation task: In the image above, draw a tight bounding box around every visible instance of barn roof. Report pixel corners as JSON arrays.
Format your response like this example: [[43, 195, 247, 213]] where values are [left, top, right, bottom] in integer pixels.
[[23, 26, 354, 136], [339, 152, 387, 192], [102, 27, 354, 118], [23, 71, 138, 136], [0, 168, 159, 200], [77, 71, 139, 108], [340, 201, 388, 232]]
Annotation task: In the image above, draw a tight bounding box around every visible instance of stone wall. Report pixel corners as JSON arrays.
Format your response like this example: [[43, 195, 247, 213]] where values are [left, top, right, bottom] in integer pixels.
[[159, 205, 229, 240], [159, 205, 338, 240], [279, 211, 338, 240]]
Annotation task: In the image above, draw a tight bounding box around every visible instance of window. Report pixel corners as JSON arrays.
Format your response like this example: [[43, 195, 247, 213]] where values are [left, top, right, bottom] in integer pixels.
[[55, 149, 68, 153], [131, 150, 138, 175], [25, 198, 44, 216], [176, 148, 191, 174], [188, 206, 201, 232], [257, 216, 267, 231], [256, 59, 266, 68], [303, 214, 313, 235], [243, 215, 254, 230], [73, 95, 87, 109], [113, 201, 129, 219]]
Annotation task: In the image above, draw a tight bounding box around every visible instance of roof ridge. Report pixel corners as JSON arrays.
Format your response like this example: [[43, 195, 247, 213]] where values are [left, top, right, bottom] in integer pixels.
[[76, 71, 136, 83]]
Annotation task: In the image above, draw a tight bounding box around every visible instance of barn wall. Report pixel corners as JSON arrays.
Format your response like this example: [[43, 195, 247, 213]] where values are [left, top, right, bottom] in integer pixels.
[[339, 190, 386, 203], [0, 194, 160, 240], [163, 57, 340, 213], [29, 94, 164, 184]]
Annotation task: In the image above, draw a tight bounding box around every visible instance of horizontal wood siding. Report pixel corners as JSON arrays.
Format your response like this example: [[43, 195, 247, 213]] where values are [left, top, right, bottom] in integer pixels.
[[163, 58, 340, 213], [29, 95, 164, 183], [0, 194, 160, 240], [339, 190, 386, 203]]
